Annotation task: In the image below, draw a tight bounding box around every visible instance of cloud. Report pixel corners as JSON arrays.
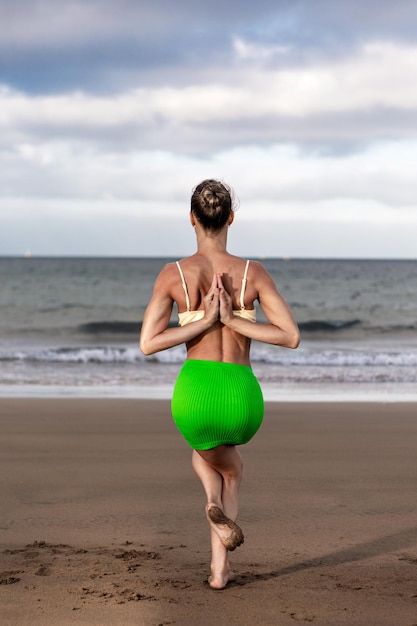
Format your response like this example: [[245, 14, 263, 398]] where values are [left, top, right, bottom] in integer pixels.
[[1, 0, 417, 257], [3, 1, 417, 53], [3, 0, 417, 94], [1, 39, 417, 155], [0, 1, 178, 50], [2, 140, 417, 218]]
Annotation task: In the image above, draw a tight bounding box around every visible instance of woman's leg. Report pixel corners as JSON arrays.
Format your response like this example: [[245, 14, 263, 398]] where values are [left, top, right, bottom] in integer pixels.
[[193, 445, 243, 519], [192, 445, 244, 589]]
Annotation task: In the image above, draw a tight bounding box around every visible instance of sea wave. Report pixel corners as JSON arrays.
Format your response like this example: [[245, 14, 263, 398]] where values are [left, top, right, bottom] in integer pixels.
[[78, 321, 142, 334], [3, 318, 416, 342], [2, 344, 417, 368], [80, 319, 363, 335], [76, 318, 417, 337], [1, 346, 144, 364], [298, 319, 361, 331], [78, 321, 177, 334]]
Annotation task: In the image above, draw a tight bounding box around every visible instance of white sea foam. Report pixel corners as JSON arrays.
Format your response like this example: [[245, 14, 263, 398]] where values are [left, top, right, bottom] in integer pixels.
[[2, 342, 417, 369]]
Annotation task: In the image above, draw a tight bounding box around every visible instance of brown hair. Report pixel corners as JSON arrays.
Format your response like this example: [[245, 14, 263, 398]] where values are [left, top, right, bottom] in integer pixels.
[[191, 179, 233, 231]]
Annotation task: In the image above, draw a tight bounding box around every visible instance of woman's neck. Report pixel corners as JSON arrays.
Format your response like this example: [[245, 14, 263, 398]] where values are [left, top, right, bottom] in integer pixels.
[[195, 225, 228, 253]]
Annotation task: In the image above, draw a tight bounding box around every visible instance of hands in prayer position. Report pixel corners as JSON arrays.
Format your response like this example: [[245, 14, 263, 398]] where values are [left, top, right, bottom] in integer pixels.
[[203, 274, 234, 326]]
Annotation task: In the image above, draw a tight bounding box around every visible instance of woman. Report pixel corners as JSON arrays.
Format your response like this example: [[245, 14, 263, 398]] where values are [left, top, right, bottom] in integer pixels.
[[140, 179, 300, 589]]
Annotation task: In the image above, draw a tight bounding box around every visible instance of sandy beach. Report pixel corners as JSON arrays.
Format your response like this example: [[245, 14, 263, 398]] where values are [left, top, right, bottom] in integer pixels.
[[1, 398, 417, 625]]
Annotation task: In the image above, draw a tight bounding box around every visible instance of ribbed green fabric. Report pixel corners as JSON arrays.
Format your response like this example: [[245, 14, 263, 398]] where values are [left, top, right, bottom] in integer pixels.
[[171, 360, 264, 450]]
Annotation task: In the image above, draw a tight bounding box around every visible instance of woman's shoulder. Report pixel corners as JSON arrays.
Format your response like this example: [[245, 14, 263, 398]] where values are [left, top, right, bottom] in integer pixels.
[[154, 261, 182, 286], [156, 256, 203, 284], [245, 260, 276, 291], [246, 259, 269, 275]]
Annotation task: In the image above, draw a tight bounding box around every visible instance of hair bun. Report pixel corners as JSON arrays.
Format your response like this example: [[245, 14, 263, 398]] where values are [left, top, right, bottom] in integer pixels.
[[191, 179, 233, 231]]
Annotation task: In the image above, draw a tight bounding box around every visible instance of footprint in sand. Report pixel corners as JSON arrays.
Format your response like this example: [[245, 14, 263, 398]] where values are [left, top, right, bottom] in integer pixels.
[[35, 565, 52, 576]]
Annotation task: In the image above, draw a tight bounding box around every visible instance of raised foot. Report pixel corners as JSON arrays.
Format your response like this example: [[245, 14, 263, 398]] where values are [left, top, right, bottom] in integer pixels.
[[206, 505, 244, 551]]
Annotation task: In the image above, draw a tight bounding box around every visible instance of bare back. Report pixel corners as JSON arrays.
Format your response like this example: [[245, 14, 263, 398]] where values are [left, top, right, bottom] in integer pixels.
[[170, 252, 256, 365], [140, 247, 299, 361]]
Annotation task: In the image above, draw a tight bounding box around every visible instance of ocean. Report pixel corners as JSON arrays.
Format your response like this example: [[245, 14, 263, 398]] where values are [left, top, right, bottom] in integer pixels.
[[1, 257, 417, 401]]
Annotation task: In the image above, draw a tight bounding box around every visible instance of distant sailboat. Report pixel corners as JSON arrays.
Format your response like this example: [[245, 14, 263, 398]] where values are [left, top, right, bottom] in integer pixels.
[[24, 249, 32, 258]]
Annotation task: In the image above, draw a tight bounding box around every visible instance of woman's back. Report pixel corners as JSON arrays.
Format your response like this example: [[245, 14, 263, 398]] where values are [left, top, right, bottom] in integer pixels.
[[170, 252, 257, 365]]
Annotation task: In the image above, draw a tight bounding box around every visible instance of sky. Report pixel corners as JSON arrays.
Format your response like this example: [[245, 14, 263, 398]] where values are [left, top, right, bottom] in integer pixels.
[[1, 0, 417, 258]]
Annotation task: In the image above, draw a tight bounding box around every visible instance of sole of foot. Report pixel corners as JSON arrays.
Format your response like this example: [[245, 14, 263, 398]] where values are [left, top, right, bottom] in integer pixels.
[[206, 505, 244, 551]]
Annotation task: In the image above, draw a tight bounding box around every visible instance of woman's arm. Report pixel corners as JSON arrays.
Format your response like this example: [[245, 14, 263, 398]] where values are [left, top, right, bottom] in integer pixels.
[[140, 267, 220, 355], [218, 265, 300, 349]]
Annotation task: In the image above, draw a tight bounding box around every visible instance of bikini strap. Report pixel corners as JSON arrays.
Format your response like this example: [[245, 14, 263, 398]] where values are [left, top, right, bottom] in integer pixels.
[[239, 260, 250, 310], [176, 261, 191, 311]]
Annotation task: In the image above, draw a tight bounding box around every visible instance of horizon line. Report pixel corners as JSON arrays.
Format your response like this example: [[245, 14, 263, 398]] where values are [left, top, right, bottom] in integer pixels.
[[1, 254, 416, 262]]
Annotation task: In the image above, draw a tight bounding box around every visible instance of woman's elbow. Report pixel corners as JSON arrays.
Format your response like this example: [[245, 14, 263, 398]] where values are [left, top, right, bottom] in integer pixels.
[[139, 337, 153, 356], [286, 328, 301, 349]]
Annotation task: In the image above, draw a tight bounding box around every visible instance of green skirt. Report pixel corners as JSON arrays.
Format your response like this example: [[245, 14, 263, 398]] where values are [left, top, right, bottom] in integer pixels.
[[171, 359, 264, 450]]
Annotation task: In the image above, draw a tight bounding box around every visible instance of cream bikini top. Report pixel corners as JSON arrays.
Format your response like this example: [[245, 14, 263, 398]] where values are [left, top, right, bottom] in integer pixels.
[[176, 259, 256, 326]]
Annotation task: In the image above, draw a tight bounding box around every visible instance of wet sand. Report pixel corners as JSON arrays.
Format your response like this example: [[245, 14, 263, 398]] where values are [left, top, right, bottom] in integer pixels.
[[1, 398, 417, 625]]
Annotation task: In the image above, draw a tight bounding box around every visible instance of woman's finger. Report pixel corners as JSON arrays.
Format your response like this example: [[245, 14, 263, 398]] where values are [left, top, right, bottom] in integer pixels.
[[204, 275, 220, 308], [206, 274, 218, 297]]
